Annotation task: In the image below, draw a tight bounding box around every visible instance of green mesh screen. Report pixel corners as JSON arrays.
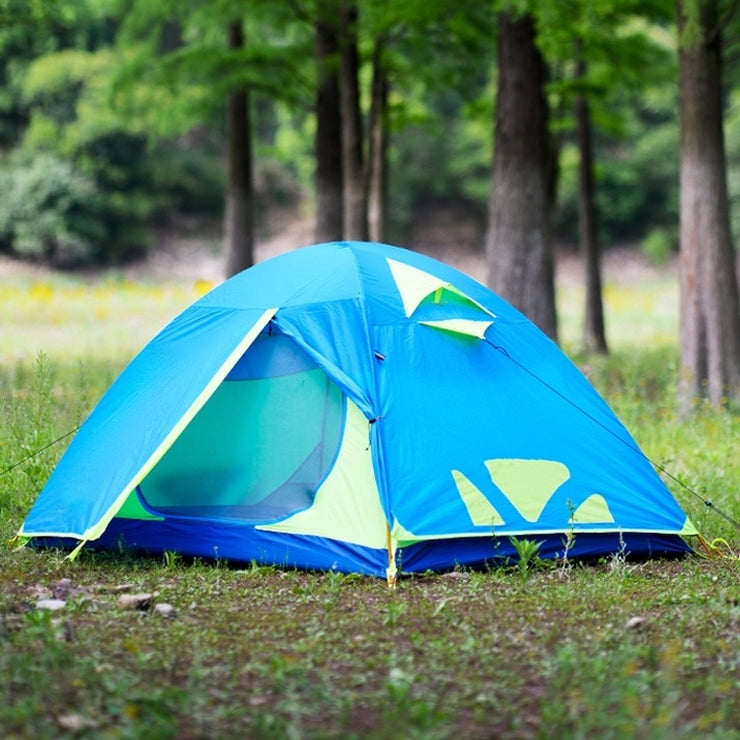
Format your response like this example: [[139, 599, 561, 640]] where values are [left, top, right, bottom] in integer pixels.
[[138, 333, 344, 523]]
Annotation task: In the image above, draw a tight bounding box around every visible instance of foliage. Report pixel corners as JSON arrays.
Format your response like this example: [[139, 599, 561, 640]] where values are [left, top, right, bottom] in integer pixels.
[[640, 227, 675, 266], [508, 536, 545, 582], [0, 152, 103, 264], [3, 0, 732, 264]]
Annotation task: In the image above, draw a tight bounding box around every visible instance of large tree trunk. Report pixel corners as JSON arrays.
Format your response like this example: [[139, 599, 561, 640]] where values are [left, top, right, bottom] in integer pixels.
[[678, 0, 740, 411], [339, 0, 368, 241], [314, 2, 343, 243], [367, 37, 388, 243], [486, 12, 557, 340], [224, 21, 254, 277], [575, 55, 608, 354]]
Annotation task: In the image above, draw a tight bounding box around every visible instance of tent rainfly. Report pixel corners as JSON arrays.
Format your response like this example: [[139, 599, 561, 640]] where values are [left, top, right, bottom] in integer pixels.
[[19, 241, 696, 582]]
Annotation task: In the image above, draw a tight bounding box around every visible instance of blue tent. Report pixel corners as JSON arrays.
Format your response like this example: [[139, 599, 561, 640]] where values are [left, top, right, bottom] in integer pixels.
[[19, 241, 695, 580]]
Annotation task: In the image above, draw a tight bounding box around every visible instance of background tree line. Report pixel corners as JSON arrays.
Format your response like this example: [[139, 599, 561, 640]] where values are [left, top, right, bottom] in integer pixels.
[[1, 0, 738, 409]]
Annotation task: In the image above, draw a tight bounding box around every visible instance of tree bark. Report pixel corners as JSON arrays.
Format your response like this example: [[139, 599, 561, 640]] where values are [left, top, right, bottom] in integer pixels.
[[339, 0, 368, 241], [367, 37, 388, 244], [224, 21, 254, 277], [486, 12, 557, 340], [575, 54, 608, 354], [677, 0, 740, 411], [314, 2, 343, 243]]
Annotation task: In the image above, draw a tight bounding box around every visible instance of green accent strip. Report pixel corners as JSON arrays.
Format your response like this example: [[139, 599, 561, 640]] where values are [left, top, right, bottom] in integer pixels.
[[116, 489, 164, 521], [569, 494, 615, 524], [75, 308, 278, 544], [680, 517, 699, 535], [419, 319, 493, 339], [452, 469, 505, 526], [485, 458, 570, 523], [390, 519, 422, 547], [257, 399, 388, 548]]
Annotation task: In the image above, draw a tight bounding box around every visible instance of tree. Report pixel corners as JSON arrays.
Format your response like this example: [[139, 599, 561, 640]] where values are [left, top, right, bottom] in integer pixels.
[[224, 21, 254, 276], [574, 51, 608, 354], [339, 0, 368, 240], [677, 0, 740, 410], [314, 0, 343, 242], [113, 1, 310, 270], [367, 36, 389, 242], [486, 10, 557, 339]]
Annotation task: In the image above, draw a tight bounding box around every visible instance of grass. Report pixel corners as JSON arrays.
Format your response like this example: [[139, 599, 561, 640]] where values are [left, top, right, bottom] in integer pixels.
[[1, 264, 738, 738]]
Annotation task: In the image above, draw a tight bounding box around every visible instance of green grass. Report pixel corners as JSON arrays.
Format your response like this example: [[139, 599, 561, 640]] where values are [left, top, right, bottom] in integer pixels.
[[1, 267, 738, 738]]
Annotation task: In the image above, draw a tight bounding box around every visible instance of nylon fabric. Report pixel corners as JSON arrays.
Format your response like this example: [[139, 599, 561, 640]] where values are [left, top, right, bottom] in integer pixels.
[[21, 241, 696, 574]]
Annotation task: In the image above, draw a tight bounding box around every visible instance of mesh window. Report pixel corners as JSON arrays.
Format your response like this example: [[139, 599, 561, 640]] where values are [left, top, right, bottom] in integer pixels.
[[138, 332, 344, 523]]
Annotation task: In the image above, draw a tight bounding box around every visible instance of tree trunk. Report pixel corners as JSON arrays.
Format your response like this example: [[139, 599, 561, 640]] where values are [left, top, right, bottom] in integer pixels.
[[339, 0, 368, 241], [486, 12, 557, 340], [367, 37, 388, 244], [224, 21, 254, 278], [314, 2, 343, 243], [677, 0, 740, 411], [575, 54, 608, 354]]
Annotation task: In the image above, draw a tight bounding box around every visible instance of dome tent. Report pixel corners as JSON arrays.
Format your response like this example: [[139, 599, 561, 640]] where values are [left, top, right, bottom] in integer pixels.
[[19, 241, 696, 581]]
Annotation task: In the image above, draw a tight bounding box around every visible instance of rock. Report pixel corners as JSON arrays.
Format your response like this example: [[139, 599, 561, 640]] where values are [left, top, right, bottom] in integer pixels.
[[109, 583, 134, 593], [36, 599, 67, 611], [57, 714, 96, 731], [153, 603, 176, 618], [626, 616, 646, 630], [118, 591, 159, 611]]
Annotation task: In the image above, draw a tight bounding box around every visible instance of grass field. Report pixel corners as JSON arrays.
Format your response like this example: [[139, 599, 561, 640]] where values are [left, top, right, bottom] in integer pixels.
[[0, 259, 738, 738]]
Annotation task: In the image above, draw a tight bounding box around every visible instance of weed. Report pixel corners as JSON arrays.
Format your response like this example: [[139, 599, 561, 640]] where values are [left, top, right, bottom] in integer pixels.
[[162, 550, 182, 570], [509, 536, 544, 583], [607, 531, 637, 580], [384, 597, 409, 627]]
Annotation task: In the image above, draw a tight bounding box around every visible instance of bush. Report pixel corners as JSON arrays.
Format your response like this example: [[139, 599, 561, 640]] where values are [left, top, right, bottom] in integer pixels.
[[0, 153, 104, 266], [640, 227, 675, 266]]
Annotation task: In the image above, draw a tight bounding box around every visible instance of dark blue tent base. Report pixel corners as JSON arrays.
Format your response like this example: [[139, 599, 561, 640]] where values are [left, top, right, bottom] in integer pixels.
[[399, 531, 691, 574], [30, 518, 691, 578]]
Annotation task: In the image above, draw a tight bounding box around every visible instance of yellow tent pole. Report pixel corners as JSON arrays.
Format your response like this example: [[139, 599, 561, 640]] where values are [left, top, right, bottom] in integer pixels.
[[386, 523, 397, 588]]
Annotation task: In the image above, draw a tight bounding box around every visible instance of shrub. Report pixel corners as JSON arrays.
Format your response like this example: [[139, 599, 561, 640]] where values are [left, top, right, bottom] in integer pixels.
[[0, 153, 104, 265]]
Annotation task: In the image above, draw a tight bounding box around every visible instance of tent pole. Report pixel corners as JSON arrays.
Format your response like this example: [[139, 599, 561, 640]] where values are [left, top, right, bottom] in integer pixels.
[[385, 523, 397, 588]]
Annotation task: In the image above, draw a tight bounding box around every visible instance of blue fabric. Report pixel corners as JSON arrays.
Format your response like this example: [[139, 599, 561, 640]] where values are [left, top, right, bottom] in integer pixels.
[[22, 305, 271, 537], [95, 518, 389, 577], [398, 533, 690, 574], [22, 241, 694, 573]]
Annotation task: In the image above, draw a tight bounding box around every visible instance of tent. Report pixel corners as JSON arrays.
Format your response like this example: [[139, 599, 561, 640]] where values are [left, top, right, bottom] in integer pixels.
[[19, 241, 696, 580]]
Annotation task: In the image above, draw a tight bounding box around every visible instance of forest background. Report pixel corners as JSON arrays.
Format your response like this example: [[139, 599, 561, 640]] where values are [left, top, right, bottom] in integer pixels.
[[1, 4, 739, 735], [1, 0, 740, 408], [1, 0, 687, 262]]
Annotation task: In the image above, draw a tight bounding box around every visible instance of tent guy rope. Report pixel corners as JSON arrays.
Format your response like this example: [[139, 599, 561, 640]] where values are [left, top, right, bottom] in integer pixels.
[[487, 339, 740, 534]]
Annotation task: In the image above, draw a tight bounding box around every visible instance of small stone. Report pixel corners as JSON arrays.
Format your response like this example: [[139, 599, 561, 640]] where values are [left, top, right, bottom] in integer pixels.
[[153, 603, 175, 618], [36, 599, 67, 611], [626, 616, 646, 630], [109, 583, 134, 593], [118, 592, 159, 611], [58, 714, 96, 731]]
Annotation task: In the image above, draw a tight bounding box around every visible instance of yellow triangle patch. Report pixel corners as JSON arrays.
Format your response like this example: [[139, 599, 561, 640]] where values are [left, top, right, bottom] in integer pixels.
[[485, 459, 570, 523], [569, 494, 615, 524], [387, 259, 449, 317], [386, 258, 495, 320], [452, 470, 506, 526]]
